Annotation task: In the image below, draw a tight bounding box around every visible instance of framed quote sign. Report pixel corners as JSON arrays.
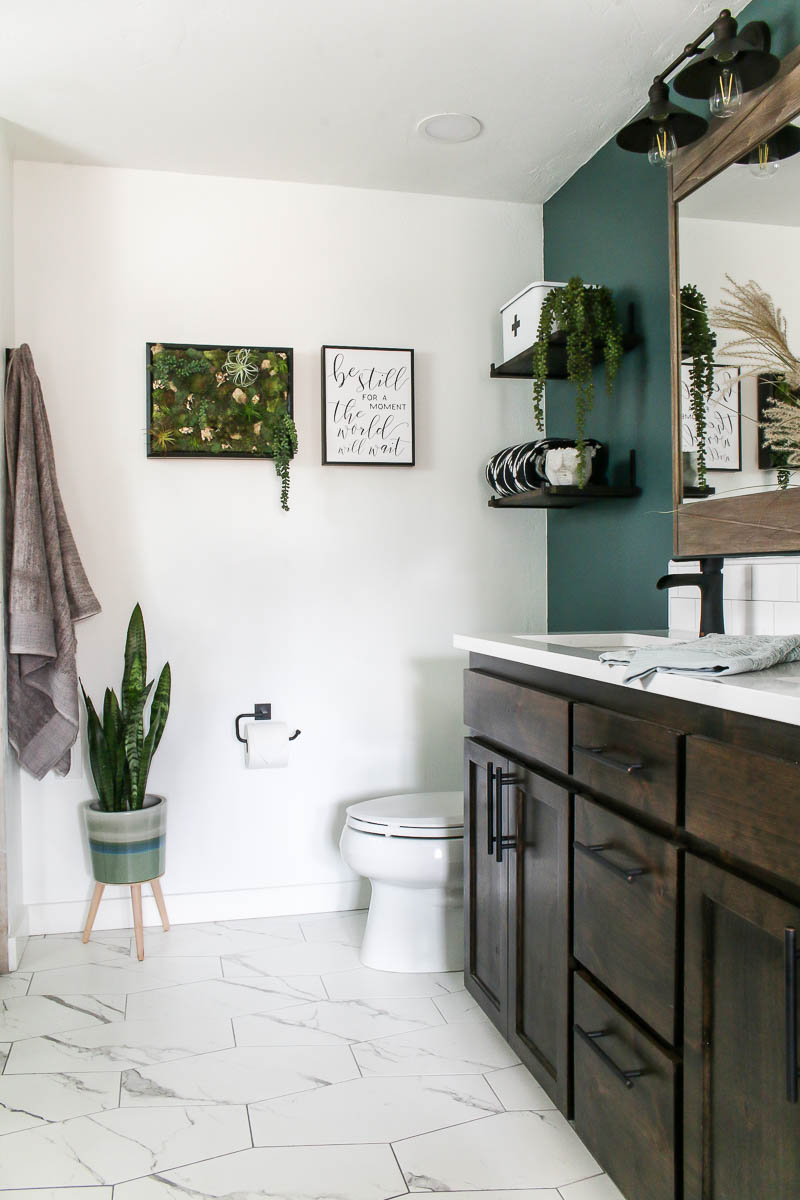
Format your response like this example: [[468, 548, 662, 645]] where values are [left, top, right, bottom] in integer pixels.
[[321, 345, 415, 465], [681, 362, 742, 471]]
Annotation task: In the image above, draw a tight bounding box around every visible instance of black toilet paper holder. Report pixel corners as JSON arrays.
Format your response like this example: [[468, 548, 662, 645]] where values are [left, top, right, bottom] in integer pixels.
[[235, 702, 301, 744]]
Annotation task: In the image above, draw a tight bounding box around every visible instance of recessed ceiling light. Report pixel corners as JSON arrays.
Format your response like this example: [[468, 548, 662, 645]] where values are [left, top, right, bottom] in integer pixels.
[[417, 113, 482, 143]]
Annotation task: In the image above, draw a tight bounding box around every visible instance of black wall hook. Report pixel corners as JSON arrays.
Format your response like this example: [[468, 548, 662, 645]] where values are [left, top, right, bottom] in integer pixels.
[[235, 702, 301, 744]]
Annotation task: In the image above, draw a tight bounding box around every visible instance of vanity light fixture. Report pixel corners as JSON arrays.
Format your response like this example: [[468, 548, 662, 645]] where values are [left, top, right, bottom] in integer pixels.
[[616, 80, 707, 167], [673, 12, 779, 119], [617, 9, 778, 166], [736, 123, 800, 178]]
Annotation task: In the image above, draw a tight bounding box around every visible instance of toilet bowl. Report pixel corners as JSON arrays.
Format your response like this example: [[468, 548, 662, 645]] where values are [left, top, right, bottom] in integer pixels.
[[339, 791, 464, 973]]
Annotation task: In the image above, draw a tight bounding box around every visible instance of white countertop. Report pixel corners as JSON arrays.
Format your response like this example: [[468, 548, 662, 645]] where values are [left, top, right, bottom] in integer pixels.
[[453, 631, 800, 728]]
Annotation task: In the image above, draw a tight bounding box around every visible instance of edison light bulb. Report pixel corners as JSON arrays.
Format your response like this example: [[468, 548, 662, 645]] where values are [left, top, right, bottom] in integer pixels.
[[748, 141, 780, 178], [709, 65, 743, 118], [648, 124, 677, 166]]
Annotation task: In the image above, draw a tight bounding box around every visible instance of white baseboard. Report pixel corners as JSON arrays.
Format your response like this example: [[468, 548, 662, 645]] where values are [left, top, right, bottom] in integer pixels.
[[24, 878, 371, 937], [7, 934, 29, 971]]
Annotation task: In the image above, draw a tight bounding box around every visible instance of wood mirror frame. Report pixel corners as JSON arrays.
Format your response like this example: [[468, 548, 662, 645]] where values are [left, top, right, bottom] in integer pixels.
[[670, 44, 800, 558]]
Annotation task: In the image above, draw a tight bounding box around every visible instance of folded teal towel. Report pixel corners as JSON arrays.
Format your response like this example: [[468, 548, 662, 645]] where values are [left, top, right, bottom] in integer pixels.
[[600, 633, 800, 683]]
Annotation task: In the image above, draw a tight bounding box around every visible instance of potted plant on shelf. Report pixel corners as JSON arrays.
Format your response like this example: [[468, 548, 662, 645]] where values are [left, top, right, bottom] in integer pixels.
[[531, 276, 623, 486], [80, 604, 171, 960], [681, 283, 717, 491]]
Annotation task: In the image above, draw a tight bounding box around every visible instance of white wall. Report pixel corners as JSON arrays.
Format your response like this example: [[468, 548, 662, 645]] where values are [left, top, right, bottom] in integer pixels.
[[680, 216, 800, 498], [0, 120, 24, 969], [14, 162, 545, 934]]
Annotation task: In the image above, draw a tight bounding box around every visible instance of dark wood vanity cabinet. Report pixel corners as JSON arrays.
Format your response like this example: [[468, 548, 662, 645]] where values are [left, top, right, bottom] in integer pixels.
[[684, 855, 800, 1199], [464, 734, 571, 1111], [463, 660, 800, 1200]]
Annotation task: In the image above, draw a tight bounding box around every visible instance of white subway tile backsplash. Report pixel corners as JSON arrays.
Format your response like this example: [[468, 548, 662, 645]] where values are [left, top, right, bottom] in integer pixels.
[[750, 564, 798, 603], [667, 556, 800, 638], [773, 602, 800, 635]]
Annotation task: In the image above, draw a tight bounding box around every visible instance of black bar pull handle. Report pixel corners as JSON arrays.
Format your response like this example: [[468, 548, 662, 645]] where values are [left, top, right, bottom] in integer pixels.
[[574, 840, 648, 884], [786, 927, 799, 1103], [487, 762, 496, 857], [574, 745, 644, 775], [574, 1024, 644, 1089], [494, 770, 520, 863]]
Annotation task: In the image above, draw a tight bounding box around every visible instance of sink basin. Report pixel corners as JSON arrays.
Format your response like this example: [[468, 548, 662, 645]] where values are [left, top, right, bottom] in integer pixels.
[[517, 632, 678, 653]]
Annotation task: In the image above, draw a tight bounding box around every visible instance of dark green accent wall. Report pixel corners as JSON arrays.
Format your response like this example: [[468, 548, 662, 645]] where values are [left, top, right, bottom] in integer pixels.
[[542, 0, 799, 633]]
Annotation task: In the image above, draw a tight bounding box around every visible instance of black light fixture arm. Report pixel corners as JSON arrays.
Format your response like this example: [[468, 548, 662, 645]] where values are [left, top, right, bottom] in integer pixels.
[[651, 9, 735, 89]]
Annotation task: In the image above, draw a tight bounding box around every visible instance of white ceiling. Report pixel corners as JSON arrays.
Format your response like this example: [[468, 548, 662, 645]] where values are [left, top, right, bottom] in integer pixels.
[[1, 0, 740, 204]]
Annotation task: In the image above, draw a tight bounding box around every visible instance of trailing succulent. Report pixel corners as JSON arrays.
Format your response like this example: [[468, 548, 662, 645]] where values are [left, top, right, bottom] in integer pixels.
[[680, 284, 717, 490], [82, 605, 171, 813], [149, 344, 298, 510], [531, 277, 623, 486]]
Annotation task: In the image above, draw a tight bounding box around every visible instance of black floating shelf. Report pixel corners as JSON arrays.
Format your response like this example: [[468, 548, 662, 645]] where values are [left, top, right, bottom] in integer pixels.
[[683, 485, 716, 498], [489, 450, 641, 509], [491, 330, 642, 380]]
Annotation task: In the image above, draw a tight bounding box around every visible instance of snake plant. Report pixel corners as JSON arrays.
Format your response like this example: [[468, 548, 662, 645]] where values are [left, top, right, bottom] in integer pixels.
[[82, 605, 171, 812]]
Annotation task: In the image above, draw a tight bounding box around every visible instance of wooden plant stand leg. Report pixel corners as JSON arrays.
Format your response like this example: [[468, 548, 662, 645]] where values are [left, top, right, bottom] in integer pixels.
[[151, 877, 170, 932], [82, 882, 105, 944], [131, 884, 144, 961]]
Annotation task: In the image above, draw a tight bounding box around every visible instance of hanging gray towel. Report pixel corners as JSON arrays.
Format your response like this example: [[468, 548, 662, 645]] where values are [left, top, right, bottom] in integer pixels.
[[5, 344, 101, 778]]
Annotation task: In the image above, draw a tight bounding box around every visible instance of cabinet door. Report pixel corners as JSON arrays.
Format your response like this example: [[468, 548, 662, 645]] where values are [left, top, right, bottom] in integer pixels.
[[685, 855, 800, 1199], [507, 762, 571, 1113], [464, 738, 509, 1033]]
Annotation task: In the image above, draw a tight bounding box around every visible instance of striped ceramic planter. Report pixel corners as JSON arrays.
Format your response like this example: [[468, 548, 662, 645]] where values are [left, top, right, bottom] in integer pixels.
[[83, 795, 167, 885]]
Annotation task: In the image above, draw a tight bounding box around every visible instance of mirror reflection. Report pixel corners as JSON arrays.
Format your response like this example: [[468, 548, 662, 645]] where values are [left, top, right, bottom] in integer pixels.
[[678, 120, 800, 506]]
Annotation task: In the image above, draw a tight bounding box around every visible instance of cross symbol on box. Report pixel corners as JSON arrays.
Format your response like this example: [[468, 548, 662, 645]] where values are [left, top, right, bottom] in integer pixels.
[[512, 315, 521, 336]]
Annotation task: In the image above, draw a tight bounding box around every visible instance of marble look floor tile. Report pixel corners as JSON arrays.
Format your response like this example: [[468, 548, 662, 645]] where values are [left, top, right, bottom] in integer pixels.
[[213, 915, 305, 939], [323, 966, 464, 1000], [423, 1193, 561, 1200], [233, 996, 444, 1047], [28, 957, 224, 996], [250, 1072, 502, 1145], [486, 1063, 557, 1111], [559, 1173, 625, 1199], [114, 1143, 407, 1200], [396, 1111, 602, 1191], [1, 1041, 10, 1071], [353, 1016, 520, 1076], [125, 976, 326, 1022], [301, 910, 367, 946], [0, 1104, 251, 1187], [5, 1017, 234, 1074], [0, 1071, 121, 1135], [0, 1190, 112, 1200], [120, 1044, 358, 1105], [0, 972, 32, 999], [221, 941, 361, 978], [125, 920, 306, 959], [432, 990, 487, 1023], [0, 994, 126, 1041], [20, 936, 131, 972]]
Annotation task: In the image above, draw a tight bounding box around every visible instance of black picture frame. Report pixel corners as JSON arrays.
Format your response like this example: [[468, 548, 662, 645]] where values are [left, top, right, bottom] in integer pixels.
[[757, 373, 798, 470], [146, 342, 293, 460], [321, 345, 415, 466]]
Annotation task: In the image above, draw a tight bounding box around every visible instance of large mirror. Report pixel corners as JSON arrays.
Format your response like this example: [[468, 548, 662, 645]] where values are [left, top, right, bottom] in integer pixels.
[[671, 54, 800, 557]]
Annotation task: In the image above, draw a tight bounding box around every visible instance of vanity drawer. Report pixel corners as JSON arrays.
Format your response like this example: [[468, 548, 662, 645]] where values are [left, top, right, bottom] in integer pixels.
[[572, 703, 681, 824], [463, 669, 569, 772], [573, 972, 678, 1200], [573, 795, 679, 1043], [686, 736, 800, 884]]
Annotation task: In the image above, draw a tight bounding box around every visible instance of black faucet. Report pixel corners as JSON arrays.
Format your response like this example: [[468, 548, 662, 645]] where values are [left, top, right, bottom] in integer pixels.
[[657, 556, 725, 636]]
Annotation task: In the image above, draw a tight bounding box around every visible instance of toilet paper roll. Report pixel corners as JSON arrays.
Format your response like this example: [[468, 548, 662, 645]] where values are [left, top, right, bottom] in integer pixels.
[[244, 720, 290, 769]]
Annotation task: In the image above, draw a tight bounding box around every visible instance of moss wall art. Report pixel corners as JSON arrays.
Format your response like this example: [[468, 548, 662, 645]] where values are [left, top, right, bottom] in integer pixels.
[[146, 342, 297, 509]]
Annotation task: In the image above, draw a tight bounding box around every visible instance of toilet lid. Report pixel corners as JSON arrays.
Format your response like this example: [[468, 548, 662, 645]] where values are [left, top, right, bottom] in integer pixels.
[[345, 791, 464, 839]]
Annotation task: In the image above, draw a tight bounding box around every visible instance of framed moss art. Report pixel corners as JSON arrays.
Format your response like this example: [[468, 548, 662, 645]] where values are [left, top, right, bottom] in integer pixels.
[[146, 342, 297, 509]]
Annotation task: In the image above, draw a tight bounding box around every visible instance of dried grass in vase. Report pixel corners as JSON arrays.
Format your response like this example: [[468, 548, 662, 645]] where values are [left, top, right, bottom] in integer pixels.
[[711, 276, 800, 479]]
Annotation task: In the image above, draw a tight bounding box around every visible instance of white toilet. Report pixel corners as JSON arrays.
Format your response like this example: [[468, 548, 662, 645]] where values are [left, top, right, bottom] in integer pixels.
[[339, 791, 464, 973]]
